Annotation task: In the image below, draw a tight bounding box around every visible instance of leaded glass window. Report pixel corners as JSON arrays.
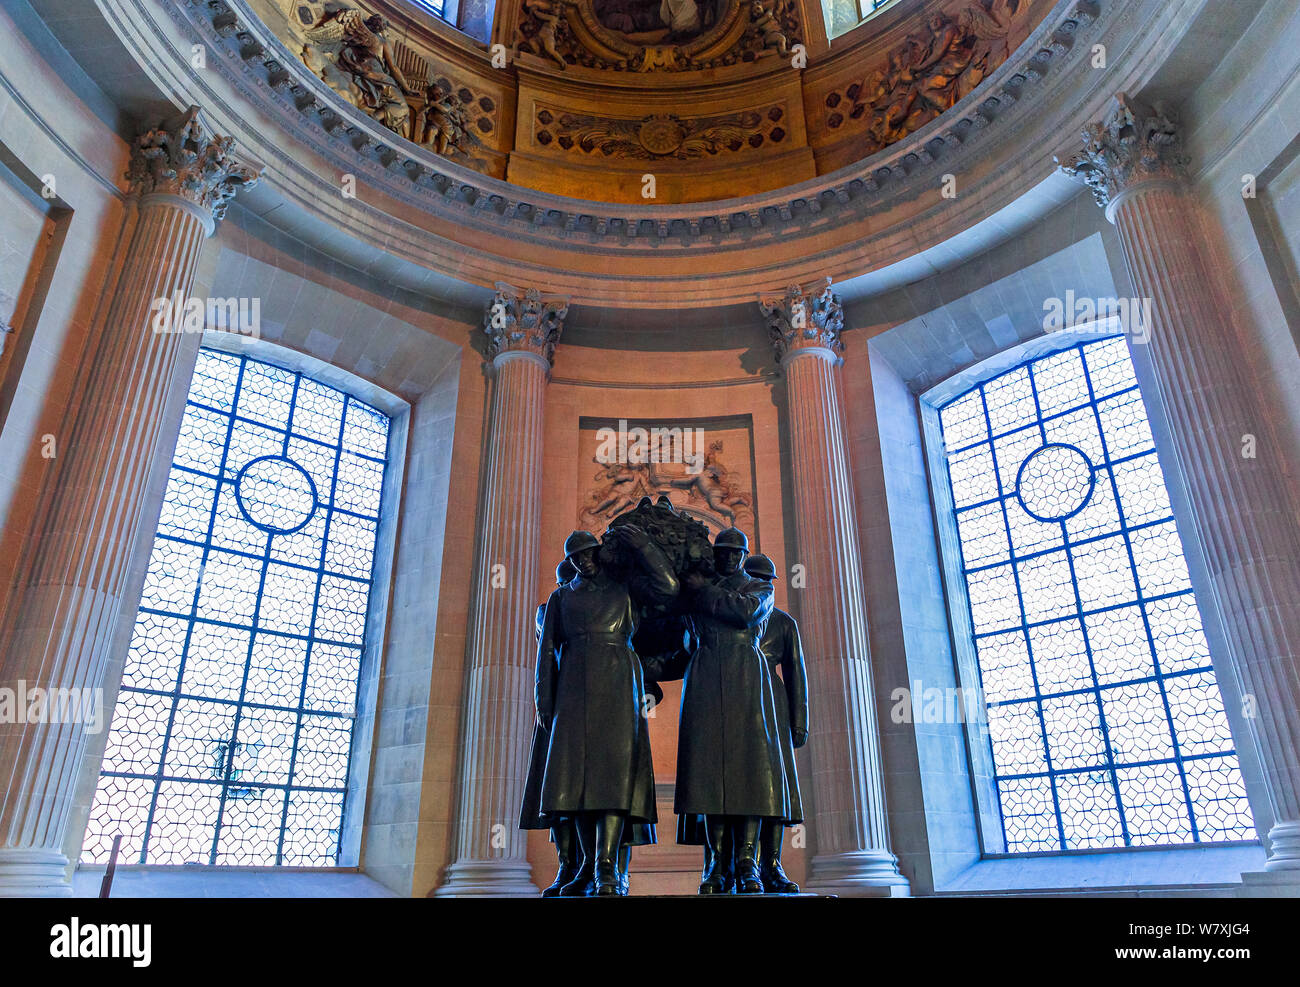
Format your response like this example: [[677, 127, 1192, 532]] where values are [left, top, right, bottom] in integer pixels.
[[936, 335, 1256, 853], [824, 0, 896, 39], [83, 349, 391, 866], [407, 0, 447, 18], [856, 0, 895, 20]]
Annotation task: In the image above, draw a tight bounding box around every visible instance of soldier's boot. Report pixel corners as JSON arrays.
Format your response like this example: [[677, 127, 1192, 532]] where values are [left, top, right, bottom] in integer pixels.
[[616, 844, 632, 897], [734, 817, 764, 894], [720, 826, 736, 894], [759, 821, 799, 893], [593, 812, 624, 897], [698, 816, 729, 895], [560, 816, 596, 896], [542, 821, 579, 897]]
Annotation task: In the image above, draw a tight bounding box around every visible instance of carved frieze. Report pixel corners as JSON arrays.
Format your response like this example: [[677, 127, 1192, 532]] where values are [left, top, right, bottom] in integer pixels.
[[577, 418, 757, 536], [181, 0, 1098, 247], [535, 104, 789, 159]]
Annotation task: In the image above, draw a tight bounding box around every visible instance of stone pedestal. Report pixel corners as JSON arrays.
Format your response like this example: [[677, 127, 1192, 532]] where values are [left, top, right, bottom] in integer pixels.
[[0, 107, 257, 896], [434, 284, 567, 897], [1062, 94, 1300, 872], [761, 279, 910, 896]]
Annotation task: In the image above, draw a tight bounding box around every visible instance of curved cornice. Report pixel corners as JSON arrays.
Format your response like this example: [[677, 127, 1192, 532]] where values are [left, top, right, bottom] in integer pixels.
[[97, 0, 1207, 306]]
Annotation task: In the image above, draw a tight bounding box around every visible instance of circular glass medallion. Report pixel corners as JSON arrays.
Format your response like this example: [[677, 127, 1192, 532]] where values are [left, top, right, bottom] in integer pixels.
[[1015, 443, 1095, 522], [235, 455, 318, 534]]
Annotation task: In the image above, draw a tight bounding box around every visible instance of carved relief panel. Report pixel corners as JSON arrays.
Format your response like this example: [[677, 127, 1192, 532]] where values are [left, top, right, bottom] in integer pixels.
[[576, 416, 758, 540], [254, 0, 514, 176], [513, 0, 801, 73], [802, 0, 1049, 171], [511, 66, 814, 201]]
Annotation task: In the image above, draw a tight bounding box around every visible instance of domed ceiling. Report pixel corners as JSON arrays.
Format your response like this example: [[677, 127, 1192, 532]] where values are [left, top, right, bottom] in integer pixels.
[[253, 0, 1050, 202], [91, 0, 1153, 306]]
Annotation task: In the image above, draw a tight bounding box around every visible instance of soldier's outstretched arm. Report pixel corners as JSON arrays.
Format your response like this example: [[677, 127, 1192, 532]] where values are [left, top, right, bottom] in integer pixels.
[[785, 620, 809, 745], [614, 524, 680, 605], [694, 577, 774, 629]]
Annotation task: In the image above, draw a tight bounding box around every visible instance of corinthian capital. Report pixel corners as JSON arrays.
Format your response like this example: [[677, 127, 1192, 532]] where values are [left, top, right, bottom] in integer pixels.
[[126, 106, 261, 225], [1057, 93, 1190, 213], [760, 277, 845, 365], [483, 282, 569, 367]]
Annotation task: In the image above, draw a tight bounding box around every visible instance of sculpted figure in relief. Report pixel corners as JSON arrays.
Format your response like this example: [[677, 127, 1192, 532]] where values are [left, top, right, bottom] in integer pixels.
[[750, 0, 791, 59], [301, 7, 415, 138], [517, 0, 571, 70]]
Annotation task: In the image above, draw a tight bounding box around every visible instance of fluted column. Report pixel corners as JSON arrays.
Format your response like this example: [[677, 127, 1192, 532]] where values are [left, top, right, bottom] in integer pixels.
[[435, 284, 567, 896], [0, 107, 258, 895], [1062, 94, 1300, 874], [761, 279, 909, 896]]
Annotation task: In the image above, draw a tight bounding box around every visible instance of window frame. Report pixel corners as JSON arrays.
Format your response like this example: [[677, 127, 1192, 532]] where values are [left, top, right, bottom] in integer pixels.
[[404, 0, 458, 26], [81, 335, 411, 871], [919, 321, 1259, 858]]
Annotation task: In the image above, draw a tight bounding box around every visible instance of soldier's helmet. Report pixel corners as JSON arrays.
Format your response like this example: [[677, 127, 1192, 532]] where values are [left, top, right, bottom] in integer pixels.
[[563, 530, 600, 560], [556, 558, 578, 584], [744, 553, 777, 581], [714, 527, 749, 552]]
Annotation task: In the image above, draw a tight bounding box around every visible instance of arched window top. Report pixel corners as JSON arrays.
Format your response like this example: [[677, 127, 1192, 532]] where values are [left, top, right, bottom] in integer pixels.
[[934, 334, 1255, 853], [405, 0, 449, 19], [824, 0, 899, 41]]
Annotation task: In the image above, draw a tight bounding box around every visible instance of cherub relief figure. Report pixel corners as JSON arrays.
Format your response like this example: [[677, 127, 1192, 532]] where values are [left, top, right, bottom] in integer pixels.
[[649, 440, 752, 527], [517, 0, 570, 71], [958, 0, 1020, 99], [844, 0, 1023, 154], [302, 7, 415, 138], [750, 0, 791, 59], [908, 12, 974, 120], [413, 84, 475, 157], [584, 459, 657, 525], [863, 48, 918, 150]]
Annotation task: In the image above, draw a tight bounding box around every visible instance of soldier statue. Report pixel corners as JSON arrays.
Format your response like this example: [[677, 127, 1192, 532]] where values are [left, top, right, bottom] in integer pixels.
[[520, 558, 579, 895], [676, 527, 796, 894], [744, 552, 808, 893], [536, 525, 679, 896]]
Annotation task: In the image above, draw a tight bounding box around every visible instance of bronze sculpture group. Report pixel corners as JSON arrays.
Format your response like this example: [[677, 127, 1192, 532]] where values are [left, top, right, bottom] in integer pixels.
[[519, 496, 807, 896]]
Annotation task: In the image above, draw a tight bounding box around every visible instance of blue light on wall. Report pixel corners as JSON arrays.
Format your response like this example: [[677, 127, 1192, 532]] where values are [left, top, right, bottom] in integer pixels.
[[84, 349, 391, 866], [937, 335, 1256, 853]]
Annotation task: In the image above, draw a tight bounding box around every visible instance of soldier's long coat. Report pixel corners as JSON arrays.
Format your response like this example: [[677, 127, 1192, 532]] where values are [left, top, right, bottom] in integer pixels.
[[537, 565, 674, 824], [519, 602, 557, 831], [522, 599, 661, 844], [759, 607, 808, 824], [675, 570, 796, 820]]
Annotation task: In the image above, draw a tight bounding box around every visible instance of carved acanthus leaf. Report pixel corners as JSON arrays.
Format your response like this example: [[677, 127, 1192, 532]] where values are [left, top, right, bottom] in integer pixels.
[[760, 277, 845, 363], [484, 282, 570, 365], [1056, 92, 1189, 210], [126, 106, 261, 222]]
